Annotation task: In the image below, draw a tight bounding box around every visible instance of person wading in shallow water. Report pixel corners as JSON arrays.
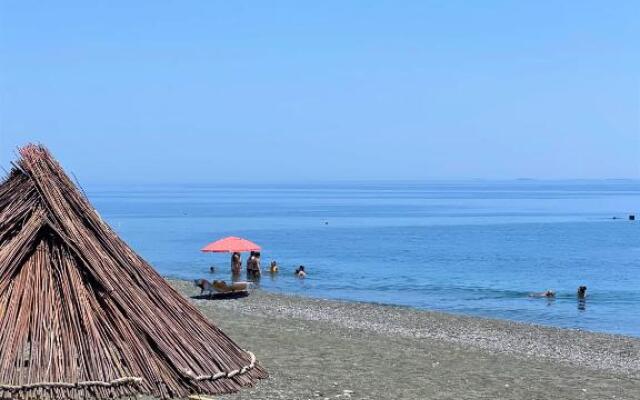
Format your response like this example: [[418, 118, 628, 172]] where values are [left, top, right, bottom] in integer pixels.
[[269, 261, 279, 273], [247, 251, 261, 278], [231, 252, 242, 276], [577, 286, 588, 311], [577, 286, 587, 299]]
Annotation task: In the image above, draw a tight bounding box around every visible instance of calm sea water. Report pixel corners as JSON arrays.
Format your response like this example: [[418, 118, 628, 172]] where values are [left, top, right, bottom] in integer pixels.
[[87, 181, 640, 337]]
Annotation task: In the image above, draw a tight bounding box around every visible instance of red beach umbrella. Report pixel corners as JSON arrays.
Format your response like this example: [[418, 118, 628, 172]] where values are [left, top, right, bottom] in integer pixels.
[[201, 236, 261, 253]]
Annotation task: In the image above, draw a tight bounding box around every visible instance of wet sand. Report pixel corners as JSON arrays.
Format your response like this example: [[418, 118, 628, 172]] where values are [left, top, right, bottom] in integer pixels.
[[170, 280, 640, 400]]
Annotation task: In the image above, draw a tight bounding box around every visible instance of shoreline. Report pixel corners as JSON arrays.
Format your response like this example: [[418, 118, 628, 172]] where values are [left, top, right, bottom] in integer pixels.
[[170, 279, 639, 399], [252, 285, 637, 340], [170, 274, 638, 340]]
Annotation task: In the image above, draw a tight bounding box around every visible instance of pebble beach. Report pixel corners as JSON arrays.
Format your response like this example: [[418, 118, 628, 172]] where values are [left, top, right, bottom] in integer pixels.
[[170, 280, 640, 400]]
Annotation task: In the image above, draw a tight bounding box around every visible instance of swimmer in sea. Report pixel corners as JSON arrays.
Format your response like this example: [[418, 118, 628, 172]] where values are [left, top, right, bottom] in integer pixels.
[[269, 261, 279, 273], [529, 289, 556, 298], [295, 265, 306, 278]]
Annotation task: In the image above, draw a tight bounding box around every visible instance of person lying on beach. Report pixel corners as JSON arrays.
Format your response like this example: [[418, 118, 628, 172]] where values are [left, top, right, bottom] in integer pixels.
[[577, 285, 587, 299], [212, 279, 249, 293], [295, 265, 306, 278], [529, 289, 555, 298], [269, 261, 279, 273], [194, 278, 249, 296]]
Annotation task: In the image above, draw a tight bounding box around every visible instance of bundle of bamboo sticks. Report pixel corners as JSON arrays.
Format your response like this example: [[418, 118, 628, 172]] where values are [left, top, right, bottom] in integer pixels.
[[0, 144, 266, 400]]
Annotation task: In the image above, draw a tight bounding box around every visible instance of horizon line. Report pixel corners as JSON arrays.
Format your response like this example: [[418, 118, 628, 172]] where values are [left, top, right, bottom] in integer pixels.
[[77, 177, 640, 186]]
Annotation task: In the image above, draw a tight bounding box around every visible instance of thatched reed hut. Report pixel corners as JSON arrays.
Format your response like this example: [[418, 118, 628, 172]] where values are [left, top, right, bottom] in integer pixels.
[[0, 144, 266, 399]]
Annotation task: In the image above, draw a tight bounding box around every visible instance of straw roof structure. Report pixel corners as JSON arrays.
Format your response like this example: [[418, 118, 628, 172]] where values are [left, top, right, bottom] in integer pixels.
[[0, 144, 267, 399]]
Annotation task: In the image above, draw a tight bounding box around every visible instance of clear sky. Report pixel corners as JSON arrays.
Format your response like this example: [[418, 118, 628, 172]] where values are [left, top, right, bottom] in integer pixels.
[[0, 1, 638, 183]]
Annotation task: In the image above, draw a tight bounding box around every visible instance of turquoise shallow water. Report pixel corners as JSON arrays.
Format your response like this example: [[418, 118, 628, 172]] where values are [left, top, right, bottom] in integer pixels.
[[87, 181, 640, 336]]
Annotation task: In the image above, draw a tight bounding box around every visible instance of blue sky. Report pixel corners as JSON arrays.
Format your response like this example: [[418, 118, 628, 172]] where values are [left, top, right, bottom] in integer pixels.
[[0, 1, 638, 183]]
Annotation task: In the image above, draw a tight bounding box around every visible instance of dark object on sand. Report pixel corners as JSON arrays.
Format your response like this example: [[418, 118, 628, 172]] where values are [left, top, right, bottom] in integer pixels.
[[577, 286, 587, 299], [193, 291, 250, 300], [0, 144, 266, 399], [630, 214, 636, 221]]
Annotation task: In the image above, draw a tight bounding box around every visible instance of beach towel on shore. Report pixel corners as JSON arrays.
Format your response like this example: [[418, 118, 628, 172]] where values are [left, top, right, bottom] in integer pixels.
[[0, 144, 267, 399]]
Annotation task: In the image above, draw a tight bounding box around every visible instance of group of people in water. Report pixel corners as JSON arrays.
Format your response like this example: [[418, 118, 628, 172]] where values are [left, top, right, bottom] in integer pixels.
[[219, 251, 306, 279], [530, 285, 588, 299], [529, 286, 589, 310], [197, 254, 306, 297]]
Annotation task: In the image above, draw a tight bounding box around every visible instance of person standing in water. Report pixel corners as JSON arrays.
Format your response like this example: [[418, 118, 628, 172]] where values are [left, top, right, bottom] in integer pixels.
[[577, 286, 587, 299], [577, 285, 587, 311], [247, 251, 261, 278], [231, 252, 242, 276]]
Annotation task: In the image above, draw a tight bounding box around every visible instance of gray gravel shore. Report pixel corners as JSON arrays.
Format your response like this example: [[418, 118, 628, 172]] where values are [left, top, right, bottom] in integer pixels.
[[170, 280, 640, 399]]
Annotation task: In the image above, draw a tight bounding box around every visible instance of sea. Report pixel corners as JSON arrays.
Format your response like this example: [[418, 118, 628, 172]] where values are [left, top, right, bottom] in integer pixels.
[[86, 180, 640, 337]]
